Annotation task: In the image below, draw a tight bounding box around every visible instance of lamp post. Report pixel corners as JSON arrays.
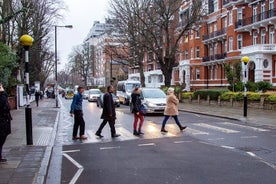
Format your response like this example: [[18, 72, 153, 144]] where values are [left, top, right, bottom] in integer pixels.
[[54, 25, 73, 107], [20, 34, 34, 145], [241, 56, 250, 117]]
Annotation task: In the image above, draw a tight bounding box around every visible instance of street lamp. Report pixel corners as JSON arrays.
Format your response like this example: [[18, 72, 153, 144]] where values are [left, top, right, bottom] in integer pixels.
[[241, 56, 250, 117], [54, 25, 73, 107], [20, 34, 34, 145]]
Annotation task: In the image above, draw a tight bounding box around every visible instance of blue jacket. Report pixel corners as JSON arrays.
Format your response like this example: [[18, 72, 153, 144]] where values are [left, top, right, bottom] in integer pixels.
[[70, 92, 83, 113]]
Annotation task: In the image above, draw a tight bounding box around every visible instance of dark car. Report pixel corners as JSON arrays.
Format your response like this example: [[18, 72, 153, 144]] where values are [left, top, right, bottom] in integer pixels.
[[97, 93, 120, 108]]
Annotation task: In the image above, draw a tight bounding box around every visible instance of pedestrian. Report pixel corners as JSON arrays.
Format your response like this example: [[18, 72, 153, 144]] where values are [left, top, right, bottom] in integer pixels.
[[35, 90, 40, 107], [95, 85, 120, 138], [131, 87, 144, 136], [0, 83, 12, 163], [70, 86, 87, 140], [161, 87, 187, 133]]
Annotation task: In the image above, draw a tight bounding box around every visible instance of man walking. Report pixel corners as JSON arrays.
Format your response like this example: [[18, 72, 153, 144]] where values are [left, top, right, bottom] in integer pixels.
[[95, 85, 120, 138], [70, 86, 87, 140]]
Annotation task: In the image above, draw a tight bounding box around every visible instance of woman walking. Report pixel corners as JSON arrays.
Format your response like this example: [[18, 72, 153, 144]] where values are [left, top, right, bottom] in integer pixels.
[[161, 87, 186, 133], [0, 83, 12, 163], [131, 87, 144, 136]]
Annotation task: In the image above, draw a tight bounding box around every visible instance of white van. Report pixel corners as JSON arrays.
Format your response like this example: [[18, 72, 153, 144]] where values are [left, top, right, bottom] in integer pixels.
[[116, 80, 141, 105]]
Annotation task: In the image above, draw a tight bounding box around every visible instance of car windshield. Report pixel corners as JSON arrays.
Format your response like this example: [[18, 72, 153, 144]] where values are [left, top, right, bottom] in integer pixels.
[[125, 83, 140, 92], [142, 89, 166, 98], [89, 90, 100, 94], [84, 90, 89, 95]]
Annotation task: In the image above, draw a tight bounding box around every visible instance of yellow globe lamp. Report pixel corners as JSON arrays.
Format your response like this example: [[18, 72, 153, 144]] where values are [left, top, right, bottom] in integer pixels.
[[20, 34, 33, 47], [241, 56, 250, 65]]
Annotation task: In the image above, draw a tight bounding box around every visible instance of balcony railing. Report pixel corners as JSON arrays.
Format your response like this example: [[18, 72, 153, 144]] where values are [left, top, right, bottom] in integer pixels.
[[235, 9, 276, 28], [242, 44, 276, 55], [202, 28, 226, 41], [202, 53, 227, 62], [223, 0, 248, 6]]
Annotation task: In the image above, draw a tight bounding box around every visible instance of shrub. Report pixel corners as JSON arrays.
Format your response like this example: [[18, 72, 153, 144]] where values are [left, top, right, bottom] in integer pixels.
[[193, 89, 229, 100], [247, 92, 260, 101], [220, 91, 234, 101], [181, 92, 193, 99], [266, 94, 276, 102], [256, 81, 273, 92], [246, 81, 258, 92], [234, 82, 244, 92]]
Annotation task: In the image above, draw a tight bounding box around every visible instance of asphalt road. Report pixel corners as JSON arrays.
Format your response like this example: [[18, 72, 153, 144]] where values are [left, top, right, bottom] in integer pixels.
[[52, 98, 276, 184]]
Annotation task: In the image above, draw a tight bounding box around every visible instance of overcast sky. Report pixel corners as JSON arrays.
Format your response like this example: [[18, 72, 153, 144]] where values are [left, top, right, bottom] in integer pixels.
[[57, 0, 109, 69]]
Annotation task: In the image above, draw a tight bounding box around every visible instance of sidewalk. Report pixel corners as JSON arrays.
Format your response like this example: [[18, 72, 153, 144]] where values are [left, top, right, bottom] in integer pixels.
[[0, 98, 59, 184], [178, 102, 276, 128], [1, 98, 275, 184]]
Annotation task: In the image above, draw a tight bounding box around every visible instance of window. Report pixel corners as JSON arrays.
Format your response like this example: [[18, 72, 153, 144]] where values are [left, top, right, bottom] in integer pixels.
[[261, 29, 266, 44], [148, 76, 151, 83], [196, 47, 200, 58], [209, 45, 213, 58], [214, 0, 218, 12], [214, 43, 217, 58], [261, 2, 266, 20], [253, 31, 258, 45], [223, 17, 227, 28], [229, 37, 233, 51], [237, 35, 242, 49], [229, 10, 233, 25], [214, 24, 217, 32], [237, 8, 243, 27], [185, 50, 188, 59], [196, 68, 200, 80], [269, 0, 274, 17], [224, 41, 227, 53], [158, 75, 163, 83], [214, 66, 218, 80], [269, 26, 275, 44], [190, 48, 194, 59], [196, 29, 200, 38], [253, 5, 257, 23]]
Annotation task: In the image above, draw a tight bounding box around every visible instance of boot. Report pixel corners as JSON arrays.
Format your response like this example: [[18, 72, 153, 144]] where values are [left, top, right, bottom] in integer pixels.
[[133, 130, 139, 136], [161, 128, 168, 133], [180, 126, 187, 131], [138, 129, 144, 135]]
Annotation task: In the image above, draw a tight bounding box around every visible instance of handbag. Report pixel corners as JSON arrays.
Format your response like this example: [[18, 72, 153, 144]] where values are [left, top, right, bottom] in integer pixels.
[[140, 104, 147, 115]]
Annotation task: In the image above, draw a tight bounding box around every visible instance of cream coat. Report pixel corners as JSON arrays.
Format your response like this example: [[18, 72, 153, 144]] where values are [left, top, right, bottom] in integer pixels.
[[164, 93, 179, 116]]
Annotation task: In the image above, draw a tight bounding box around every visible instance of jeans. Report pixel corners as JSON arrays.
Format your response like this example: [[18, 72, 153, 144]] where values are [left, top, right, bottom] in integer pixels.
[[0, 135, 7, 159], [73, 110, 85, 137], [162, 115, 182, 129]]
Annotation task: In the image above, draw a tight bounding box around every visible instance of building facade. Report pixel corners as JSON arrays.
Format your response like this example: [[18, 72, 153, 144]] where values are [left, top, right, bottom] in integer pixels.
[[129, 0, 276, 90]]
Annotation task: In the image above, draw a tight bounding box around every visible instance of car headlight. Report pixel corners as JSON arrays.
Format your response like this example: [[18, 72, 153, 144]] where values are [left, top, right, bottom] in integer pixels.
[[146, 102, 157, 107]]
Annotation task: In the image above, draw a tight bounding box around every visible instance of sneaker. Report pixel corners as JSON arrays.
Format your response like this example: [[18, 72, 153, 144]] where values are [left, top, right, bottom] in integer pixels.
[[161, 129, 168, 133], [95, 132, 104, 138], [0, 158, 7, 163], [180, 126, 187, 131]]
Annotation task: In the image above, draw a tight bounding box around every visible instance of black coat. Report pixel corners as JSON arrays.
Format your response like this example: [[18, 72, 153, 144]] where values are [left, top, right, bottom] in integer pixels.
[[131, 93, 142, 113], [0, 91, 12, 136], [100, 92, 116, 121]]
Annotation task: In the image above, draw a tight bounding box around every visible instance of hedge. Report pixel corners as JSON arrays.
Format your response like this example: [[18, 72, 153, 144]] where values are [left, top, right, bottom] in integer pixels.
[[193, 89, 229, 100]]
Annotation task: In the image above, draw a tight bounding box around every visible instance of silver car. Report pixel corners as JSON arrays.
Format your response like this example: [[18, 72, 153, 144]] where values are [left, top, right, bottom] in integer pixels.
[[130, 88, 166, 114], [88, 89, 101, 102]]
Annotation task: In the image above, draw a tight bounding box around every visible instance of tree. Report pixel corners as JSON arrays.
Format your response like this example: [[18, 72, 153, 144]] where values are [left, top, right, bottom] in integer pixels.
[[0, 42, 17, 90], [108, 0, 204, 87], [225, 61, 242, 91]]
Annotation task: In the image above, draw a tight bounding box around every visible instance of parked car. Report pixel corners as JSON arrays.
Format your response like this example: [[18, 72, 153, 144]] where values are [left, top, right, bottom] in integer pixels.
[[82, 90, 89, 100], [65, 90, 75, 100], [97, 93, 120, 108], [88, 89, 101, 102], [129, 88, 166, 114]]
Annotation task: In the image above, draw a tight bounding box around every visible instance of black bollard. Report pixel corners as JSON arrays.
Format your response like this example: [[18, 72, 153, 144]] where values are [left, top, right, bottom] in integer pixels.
[[25, 106, 33, 145]]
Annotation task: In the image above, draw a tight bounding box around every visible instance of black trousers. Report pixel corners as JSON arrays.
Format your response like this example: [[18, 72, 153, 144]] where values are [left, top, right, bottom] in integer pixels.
[[96, 119, 116, 136], [73, 110, 85, 137], [0, 135, 7, 158]]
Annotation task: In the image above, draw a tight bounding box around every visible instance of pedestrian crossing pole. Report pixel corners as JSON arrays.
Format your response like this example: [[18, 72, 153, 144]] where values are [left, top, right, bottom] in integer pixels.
[[241, 56, 250, 117], [20, 34, 34, 145]]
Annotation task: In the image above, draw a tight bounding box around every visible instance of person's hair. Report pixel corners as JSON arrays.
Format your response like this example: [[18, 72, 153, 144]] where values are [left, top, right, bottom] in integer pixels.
[[167, 87, 175, 94], [77, 86, 84, 91], [107, 85, 113, 92], [132, 86, 139, 93]]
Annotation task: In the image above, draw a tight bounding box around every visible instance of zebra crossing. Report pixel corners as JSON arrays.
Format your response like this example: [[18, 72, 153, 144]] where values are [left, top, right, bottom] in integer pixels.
[[62, 119, 271, 145]]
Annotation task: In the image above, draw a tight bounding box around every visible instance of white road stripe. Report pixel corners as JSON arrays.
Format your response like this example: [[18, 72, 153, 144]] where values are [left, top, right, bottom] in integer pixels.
[[63, 152, 84, 184], [100, 146, 120, 150], [221, 122, 270, 132], [221, 145, 235, 149], [194, 123, 240, 133], [138, 143, 156, 147], [186, 127, 209, 135], [240, 136, 258, 139], [174, 141, 192, 144]]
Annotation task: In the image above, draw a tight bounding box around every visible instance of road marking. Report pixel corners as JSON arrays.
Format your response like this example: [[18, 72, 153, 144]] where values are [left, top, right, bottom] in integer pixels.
[[240, 136, 258, 139], [100, 146, 120, 150], [194, 123, 240, 133], [63, 150, 81, 153], [221, 122, 270, 132], [186, 127, 209, 135], [63, 151, 84, 184], [174, 140, 192, 144], [208, 138, 224, 141], [138, 143, 156, 147], [116, 127, 139, 141], [247, 152, 256, 157], [221, 145, 235, 149]]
